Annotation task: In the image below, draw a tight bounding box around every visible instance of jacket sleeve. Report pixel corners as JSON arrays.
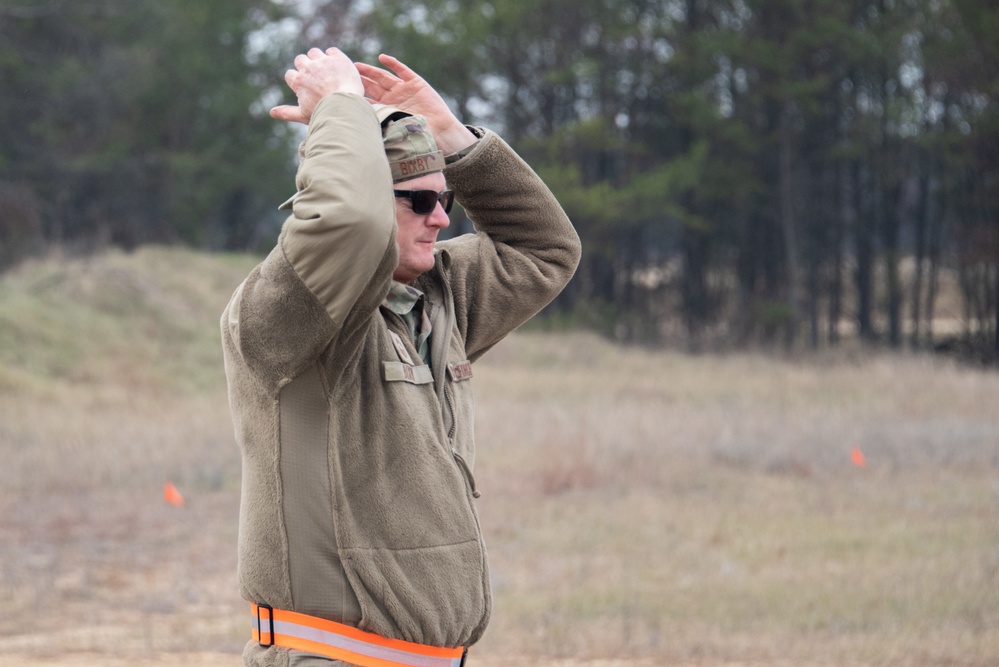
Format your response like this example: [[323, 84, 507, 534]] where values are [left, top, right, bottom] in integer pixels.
[[438, 130, 581, 361], [222, 93, 398, 391]]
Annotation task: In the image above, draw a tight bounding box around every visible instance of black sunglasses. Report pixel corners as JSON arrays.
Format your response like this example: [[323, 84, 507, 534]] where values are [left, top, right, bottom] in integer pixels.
[[393, 189, 455, 215]]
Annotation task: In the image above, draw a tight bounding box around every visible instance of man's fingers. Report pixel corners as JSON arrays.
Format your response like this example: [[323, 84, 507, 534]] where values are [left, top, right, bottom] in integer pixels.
[[295, 48, 333, 70], [356, 63, 400, 105], [356, 62, 399, 88], [277, 47, 363, 116], [357, 74, 380, 96], [378, 54, 420, 81], [269, 104, 294, 120], [270, 104, 307, 125]]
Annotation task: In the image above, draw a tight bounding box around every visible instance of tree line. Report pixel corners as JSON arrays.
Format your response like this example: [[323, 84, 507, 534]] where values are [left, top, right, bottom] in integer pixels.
[[1, 0, 996, 359], [0, 0, 296, 260]]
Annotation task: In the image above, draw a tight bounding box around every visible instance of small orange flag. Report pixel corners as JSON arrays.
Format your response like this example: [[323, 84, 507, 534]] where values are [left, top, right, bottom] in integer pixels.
[[850, 447, 867, 468], [164, 482, 185, 507]]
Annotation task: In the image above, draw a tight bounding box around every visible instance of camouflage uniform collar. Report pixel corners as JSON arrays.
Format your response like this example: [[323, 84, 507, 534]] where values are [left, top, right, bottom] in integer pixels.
[[384, 280, 424, 315]]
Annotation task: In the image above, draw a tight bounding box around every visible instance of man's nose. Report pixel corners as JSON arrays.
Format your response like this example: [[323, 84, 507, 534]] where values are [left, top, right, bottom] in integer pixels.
[[428, 202, 451, 229]]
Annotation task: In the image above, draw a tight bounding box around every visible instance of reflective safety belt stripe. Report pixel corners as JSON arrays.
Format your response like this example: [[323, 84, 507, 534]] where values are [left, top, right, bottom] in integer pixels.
[[251, 604, 467, 667]]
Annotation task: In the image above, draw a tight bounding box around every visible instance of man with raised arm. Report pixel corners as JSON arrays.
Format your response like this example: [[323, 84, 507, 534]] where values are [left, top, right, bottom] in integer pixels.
[[221, 47, 580, 667]]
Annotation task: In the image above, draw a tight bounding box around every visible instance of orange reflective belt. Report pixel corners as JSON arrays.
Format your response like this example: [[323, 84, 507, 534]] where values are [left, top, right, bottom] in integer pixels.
[[251, 603, 468, 667]]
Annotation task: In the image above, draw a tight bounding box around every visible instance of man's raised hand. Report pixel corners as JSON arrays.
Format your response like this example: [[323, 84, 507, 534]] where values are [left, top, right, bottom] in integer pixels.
[[356, 54, 476, 155], [270, 48, 364, 125]]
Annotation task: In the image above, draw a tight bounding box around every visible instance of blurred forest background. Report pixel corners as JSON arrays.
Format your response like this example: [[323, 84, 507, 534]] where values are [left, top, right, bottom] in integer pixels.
[[3, 3, 999, 665], [1, 0, 997, 359]]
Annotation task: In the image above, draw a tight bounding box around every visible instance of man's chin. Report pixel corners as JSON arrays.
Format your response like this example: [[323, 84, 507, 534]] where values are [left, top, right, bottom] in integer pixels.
[[418, 251, 437, 269], [395, 258, 436, 283]]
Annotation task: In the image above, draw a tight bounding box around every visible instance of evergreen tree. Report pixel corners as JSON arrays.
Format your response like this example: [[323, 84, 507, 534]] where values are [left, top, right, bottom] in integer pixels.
[[0, 0, 298, 260]]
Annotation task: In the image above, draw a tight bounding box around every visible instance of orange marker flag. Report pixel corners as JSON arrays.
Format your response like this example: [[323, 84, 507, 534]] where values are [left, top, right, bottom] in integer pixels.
[[850, 447, 867, 468], [164, 482, 185, 507]]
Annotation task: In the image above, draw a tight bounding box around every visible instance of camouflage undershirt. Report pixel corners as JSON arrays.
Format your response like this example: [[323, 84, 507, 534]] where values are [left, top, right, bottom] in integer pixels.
[[384, 281, 432, 367]]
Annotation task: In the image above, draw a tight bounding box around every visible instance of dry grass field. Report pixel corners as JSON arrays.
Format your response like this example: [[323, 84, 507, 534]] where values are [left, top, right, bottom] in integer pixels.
[[1, 247, 997, 667]]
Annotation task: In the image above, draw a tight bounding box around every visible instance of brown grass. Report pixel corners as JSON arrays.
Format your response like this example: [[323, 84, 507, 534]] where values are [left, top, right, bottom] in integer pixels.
[[1, 247, 997, 666]]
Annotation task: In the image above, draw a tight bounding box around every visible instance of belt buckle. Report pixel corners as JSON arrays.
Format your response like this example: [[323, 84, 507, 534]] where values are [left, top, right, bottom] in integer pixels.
[[257, 603, 275, 648]]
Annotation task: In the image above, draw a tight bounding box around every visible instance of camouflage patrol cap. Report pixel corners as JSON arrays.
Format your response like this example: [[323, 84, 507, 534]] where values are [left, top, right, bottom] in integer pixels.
[[375, 105, 445, 183], [279, 104, 444, 211]]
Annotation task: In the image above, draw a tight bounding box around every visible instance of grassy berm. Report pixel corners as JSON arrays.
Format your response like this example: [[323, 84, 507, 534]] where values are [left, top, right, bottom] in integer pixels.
[[1, 246, 997, 667]]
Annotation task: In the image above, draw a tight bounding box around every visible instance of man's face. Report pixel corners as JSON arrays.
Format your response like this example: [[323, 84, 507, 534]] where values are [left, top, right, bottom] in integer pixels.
[[392, 171, 451, 284]]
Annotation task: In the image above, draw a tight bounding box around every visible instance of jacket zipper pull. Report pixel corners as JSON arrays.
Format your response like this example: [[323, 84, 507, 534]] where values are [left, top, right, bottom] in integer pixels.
[[451, 448, 481, 498]]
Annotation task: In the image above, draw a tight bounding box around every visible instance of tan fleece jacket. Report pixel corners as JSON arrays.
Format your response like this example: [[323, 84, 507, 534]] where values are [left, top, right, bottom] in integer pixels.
[[221, 93, 580, 667]]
